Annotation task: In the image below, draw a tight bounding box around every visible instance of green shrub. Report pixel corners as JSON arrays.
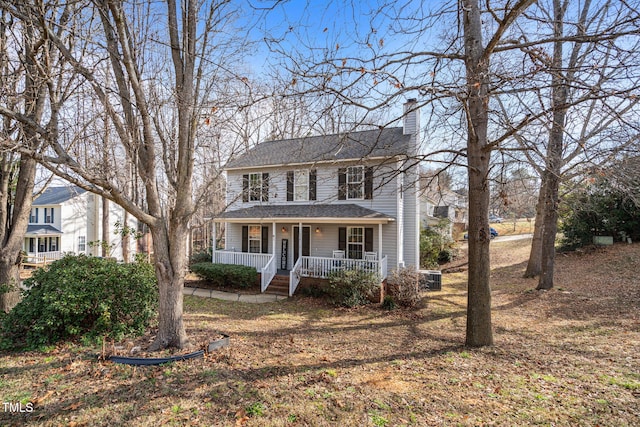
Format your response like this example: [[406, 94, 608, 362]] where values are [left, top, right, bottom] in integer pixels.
[[420, 220, 458, 269], [326, 269, 380, 307], [560, 180, 640, 250], [381, 295, 397, 310], [387, 267, 421, 308], [0, 254, 157, 350], [190, 262, 257, 288], [189, 249, 212, 266]]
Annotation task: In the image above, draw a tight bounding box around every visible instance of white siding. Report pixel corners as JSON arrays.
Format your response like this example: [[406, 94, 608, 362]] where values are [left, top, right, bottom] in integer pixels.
[[224, 160, 418, 270]]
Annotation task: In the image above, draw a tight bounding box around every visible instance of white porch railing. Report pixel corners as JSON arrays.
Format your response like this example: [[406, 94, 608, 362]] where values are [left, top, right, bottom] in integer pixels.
[[379, 255, 388, 280], [298, 255, 388, 280], [212, 251, 272, 271], [289, 257, 302, 297], [261, 255, 277, 293], [24, 251, 62, 265]]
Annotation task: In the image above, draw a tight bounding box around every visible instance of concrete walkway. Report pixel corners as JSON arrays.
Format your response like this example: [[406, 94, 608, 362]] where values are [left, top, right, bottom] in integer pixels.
[[183, 286, 288, 303]]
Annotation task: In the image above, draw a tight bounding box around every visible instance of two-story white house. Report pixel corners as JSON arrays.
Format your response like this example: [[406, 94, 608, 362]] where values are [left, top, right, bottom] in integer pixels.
[[212, 100, 422, 296], [24, 186, 137, 262]]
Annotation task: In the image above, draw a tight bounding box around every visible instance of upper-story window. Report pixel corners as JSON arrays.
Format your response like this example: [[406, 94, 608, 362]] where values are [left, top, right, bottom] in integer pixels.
[[347, 166, 364, 199], [287, 169, 317, 202], [44, 208, 54, 224], [242, 173, 269, 202], [338, 166, 373, 200], [30, 208, 39, 223]]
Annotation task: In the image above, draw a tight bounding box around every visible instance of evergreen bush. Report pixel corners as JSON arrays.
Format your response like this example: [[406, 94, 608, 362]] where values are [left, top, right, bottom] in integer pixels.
[[0, 255, 157, 350], [325, 269, 380, 307], [560, 181, 640, 250], [420, 220, 458, 269], [190, 262, 257, 288]]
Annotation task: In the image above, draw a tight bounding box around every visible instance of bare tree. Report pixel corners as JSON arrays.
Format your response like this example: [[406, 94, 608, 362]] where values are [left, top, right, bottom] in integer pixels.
[[0, 0, 250, 350], [0, 2, 74, 306], [500, 0, 640, 286]]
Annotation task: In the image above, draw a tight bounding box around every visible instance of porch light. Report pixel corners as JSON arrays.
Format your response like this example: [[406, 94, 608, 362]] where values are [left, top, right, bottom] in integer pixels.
[[315, 227, 321, 233], [281, 227, 287, 233]]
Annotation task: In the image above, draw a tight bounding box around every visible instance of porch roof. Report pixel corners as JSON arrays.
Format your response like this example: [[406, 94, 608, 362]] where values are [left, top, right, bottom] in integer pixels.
[[216, 204, 395, 224], [25, 224, 63, 236]]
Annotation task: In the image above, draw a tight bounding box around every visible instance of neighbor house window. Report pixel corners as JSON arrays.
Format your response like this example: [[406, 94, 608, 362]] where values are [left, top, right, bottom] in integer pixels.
[[44, 208, 54, 224], [78, 236, 86, 253], [49, 237, 58, 252], [30, 208, 38, 223], [347, 227, 364, 259], [243, 173, 269, 202], [248, 225, 262, 253]]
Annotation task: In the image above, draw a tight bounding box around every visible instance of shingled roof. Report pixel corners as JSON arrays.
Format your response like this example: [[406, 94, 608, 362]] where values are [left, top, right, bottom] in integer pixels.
[[218, 204, 395, 223], [33, 186, 86, 205], [226, 127, 411, 170]]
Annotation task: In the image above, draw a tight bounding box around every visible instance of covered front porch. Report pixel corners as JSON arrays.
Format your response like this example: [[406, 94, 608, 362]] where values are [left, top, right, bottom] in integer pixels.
[[23, 225, 64, 266], [212, 204, 395, 296]]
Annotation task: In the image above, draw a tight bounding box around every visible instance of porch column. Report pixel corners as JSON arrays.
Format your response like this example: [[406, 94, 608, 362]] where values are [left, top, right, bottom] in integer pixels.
[[271, 221, 276, 256], [378, 223, 383, 260]]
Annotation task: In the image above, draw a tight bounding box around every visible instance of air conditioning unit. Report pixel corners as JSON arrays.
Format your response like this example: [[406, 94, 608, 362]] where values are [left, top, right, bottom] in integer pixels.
[[420, 270, 442, 291]]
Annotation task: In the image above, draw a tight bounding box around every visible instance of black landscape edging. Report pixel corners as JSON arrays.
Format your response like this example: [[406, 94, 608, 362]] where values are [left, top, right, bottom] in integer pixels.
[[108, 333, 230, 366]]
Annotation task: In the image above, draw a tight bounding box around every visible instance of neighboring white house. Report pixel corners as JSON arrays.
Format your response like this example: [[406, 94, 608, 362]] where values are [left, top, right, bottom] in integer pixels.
[[420, 172, 468, 237], [212, 99, 422, 296], [24, 186, 137, 262]]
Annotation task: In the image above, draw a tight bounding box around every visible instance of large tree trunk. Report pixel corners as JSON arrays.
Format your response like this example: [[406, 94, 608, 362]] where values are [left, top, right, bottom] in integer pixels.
[[463, 0, 493, 347], [148, 221, 190, 351], [524, 173, 548, 277], [537, 0, 567, 290], [0, 156, 38, 312], [0, 262, 21, 313]]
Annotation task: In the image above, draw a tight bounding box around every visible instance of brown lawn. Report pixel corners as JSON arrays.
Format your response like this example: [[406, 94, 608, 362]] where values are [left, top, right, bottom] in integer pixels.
[[1, 238, 639, 426]]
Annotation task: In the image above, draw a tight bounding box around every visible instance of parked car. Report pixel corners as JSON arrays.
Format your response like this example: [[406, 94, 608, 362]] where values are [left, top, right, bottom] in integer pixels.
[[464, 227, 499, 240], [489, 214, 504, 223]]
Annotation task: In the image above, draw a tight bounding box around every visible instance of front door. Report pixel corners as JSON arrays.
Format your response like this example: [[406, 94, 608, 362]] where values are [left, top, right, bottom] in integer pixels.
[[293, 226, 310, 263]]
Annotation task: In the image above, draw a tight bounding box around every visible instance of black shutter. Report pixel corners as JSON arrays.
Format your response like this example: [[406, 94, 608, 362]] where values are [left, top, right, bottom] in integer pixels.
[[287, 171, 294, 201], [242, 226, 248, 252], [365, 228, 374, 252], [242, 175, 249, 202], [338, 168, 346, 200], [364, 167, 373, 200], [262, 173, 269, 201], [261, 226, 269, 253], [309, 169, 317, 201], [338, 227, 346, 251]]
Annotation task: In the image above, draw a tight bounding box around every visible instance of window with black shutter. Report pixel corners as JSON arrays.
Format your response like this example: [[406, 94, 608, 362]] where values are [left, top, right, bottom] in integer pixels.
[[338, 226, 374, 259]]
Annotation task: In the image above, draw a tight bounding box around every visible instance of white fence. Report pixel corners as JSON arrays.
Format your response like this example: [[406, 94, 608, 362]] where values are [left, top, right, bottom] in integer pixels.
[[212, 251, 272, 271], [261, 256, 277, 292], [297, 255, 388, 280], [23, 251, 62, 265]]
